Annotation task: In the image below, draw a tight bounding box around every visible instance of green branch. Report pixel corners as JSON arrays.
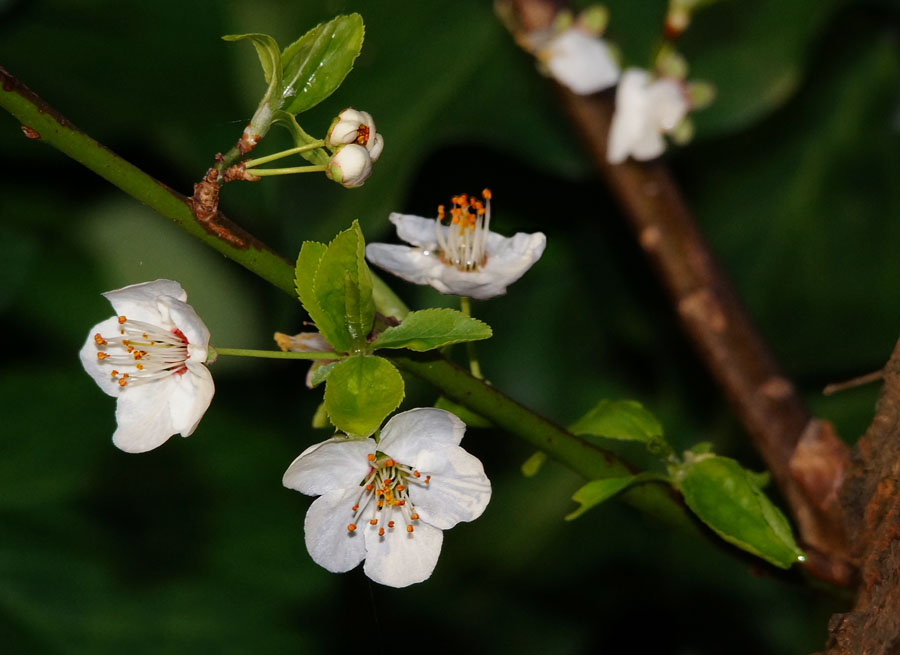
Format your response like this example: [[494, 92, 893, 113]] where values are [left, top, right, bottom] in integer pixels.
[[0, 65, 693, 534]]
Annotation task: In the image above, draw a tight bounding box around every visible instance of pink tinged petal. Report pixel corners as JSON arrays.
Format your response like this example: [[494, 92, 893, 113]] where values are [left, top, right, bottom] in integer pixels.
[[162, 297, 210, 355], [170, 362, 214, 437], [363, 519, 443, 588], [282, 437, 375, 496], [80, 316, 128, 397], [378, 408, 467, 463], [409, 445, 492, 529], [545, 30, 620, 95], [103, 279, 187, 324], [111, 375, 182, 453], [388, 213, 441, 250], [304, 489, 368, 573]]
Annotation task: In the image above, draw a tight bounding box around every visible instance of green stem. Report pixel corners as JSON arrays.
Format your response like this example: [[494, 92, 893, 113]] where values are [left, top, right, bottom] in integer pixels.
[[249, 164, 327, 176], [459, 296, 483, 379], [0, 66, 694, 535], [212, 347, 340, 361], [244, 141, 327, 169]]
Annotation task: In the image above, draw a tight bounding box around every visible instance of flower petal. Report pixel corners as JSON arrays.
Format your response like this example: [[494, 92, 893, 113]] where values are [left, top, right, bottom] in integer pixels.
[[169, 363, 214, 437], [409, 444, 492, 529], [362, 519, 443, 588], [163, 296, 210, 354], [79, 316, 127, 397], [282, 437, 375, 497], [365, 243, 446, 285], [304, 488, 368, 573], [103, 279, 187, 324], [378, 408, 466, 463], [545, 29, 620, 95], [112, 375, 182, 453], [388, 213, 440, 250]]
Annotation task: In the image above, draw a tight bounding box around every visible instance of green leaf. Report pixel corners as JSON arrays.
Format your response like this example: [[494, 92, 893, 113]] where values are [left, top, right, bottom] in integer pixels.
[[565, 474, 657, 521], [294, 240, 338, 344], [370, 308, 493, 352], [313, 221, 374, 353], [307, 360, 339, 388], [271, 110, 330, 166], [312, 402, 331, 429], [676, 456, 806, 569], [324, 355, 404, 437], [434, 395, 492, 428], [280, 14, 365, 115], [521, 451, 547, 478], [222, 33, 283, 135], [570, 400, 670, 459]]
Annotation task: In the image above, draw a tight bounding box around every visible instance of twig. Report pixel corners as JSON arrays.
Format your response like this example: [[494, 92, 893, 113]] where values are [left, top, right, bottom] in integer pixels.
[[823, 369, 884, 396]]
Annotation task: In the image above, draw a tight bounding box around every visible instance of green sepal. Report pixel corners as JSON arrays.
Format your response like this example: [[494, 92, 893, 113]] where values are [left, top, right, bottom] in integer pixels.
[[521, 451, 548, 478], [280, 14, 365, 115], [565, 473, 663, 521], [323, 355, 404, 437], [370, 308, 493, 352], [570, 399, 673, 459], [434, 396, 492, 428], [675, 455, 806, 569], [311, 402, 331, 429], [271, 110, 330, 166]]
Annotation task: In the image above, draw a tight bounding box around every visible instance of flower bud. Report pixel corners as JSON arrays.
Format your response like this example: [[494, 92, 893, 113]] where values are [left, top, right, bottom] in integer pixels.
[[326, 109, 383, 161], [326, 144, 373, 188]]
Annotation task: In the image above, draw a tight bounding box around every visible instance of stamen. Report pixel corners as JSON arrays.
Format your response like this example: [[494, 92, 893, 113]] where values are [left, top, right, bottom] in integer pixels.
[[92, 316, 193, 388], [433, 189, 493, 272]]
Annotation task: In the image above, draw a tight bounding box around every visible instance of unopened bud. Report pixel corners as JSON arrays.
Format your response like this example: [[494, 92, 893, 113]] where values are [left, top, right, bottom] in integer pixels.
[[326, 144, 373, 188], [326, 108, 383, 161]]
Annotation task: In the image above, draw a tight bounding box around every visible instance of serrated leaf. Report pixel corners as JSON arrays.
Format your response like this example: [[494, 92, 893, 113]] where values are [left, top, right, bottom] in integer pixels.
[[434, 396, 492, 428], [313, 222, 374, 353], [324, 355, 404, 437], [294, 241, 343, 347], [271, 110, 330, 166], [521, 451, 547, 478], [370, 308, 493, 352], [307, 360, 339, 388], [677, 456, 806, 569], [280, 14, 365, 115], [565, 475, 648, 521]]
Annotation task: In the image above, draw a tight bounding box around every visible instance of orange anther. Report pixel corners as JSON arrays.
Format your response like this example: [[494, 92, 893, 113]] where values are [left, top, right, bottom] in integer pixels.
[[347, 523, 357, 532], [396, 484, 404, 492], [410, 513, 419, 520], [352, 504, 359, 511], [97, 352, 109, 360], [366, 484, 374, 491], [367, 453, 376, 461], [384, 459, 395, 467], [413, 471, 421, 478], [94, 334, 107, 345], [407, 525, 414, 533], [398, 500, 406, 506], [482, 188, 492, 199], [383, 477, 392, 485], [118, 379, 128, 387], [110, 370, 118, 377], [369, 519, 378, 525], [388, 521, 395, 528], [118, 316, 127, 324], [378, 527, 385, 536], [355, 124, 370, 146], [136, 363, 144, 370]]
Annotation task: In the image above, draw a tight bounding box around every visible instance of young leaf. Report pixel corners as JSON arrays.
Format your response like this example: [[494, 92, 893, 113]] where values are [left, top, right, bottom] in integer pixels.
[[521, 451, 548, 478], [222, 33, 283, 134], [323, 355, 404, 437], [570, 399, 663, 443], [314, 221, 375, 352], [565, 475, 656, 521], [295, 241, 348, 348], [280, 14, 365, 115], [676, 455, 806, 569], [370, 308, 493, 352]]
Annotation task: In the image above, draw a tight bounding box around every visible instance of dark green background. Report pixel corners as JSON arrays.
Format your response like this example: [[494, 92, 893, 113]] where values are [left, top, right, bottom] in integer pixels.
[[2, 0, 898, 652]]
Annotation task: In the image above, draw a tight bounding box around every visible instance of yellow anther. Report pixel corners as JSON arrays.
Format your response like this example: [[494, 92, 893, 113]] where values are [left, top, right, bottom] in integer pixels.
[[118, 316, 127, 324], [97, 352, 109, 360]]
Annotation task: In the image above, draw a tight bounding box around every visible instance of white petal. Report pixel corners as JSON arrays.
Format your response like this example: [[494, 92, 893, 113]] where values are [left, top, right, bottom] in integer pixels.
[[169, 363, 214, 437], [79, 316, 127, 397], [378, 408, 466, 463], [545, 30, 620, 95], [365, 243, 446, 285], [111, 375, 181, 453], [650, 79, 689, 131], [163, 297, 210, 355], [304, 489, 368, 573], [282, 437, 375, 496], [409, 444, 492, 529], [368, 133, 384, 162], [103, 279, 187, 324], [363, 519, 443, 588], [437, 231, 546, 299], [388, 213, 440, 250]]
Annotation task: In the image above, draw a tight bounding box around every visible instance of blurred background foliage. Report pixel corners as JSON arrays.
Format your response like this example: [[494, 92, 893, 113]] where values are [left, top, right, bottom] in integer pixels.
[[1, 0, 899, 652]]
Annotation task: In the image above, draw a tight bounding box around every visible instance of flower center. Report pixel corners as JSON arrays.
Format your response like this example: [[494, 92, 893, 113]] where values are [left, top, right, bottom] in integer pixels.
[[346, 453, 431, 536], [434, 188, 492, 271], [93, 315, 191, 387], [354, 123, 370, 147]]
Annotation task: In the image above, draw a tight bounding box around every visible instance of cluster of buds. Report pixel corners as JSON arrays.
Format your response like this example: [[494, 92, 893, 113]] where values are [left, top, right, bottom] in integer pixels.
[[324, 108, 384, 188]]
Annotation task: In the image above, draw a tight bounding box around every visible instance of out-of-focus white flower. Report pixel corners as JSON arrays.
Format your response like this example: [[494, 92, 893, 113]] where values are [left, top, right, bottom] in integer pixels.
[[365, 190, 546, 300], [607, 68, 689, 164], [326, 144, 373, 188], [540, 28, 619, 95], [326, 108, 384, 162], [283, 408, 492, 588], [79, 279, 214, 453], [274, 331, 334, 388]]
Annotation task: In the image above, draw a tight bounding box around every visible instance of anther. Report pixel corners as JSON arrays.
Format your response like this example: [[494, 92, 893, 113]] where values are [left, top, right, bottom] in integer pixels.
[[347, 523, 357, 532], [388, 521, 395, 528], [482, 188, 492, 199], [384, 459, 395, 467], [407, 525, 414, 533], [118, 316, 127, 324], [94, 334, 107, 345], [378, 527, 385, 536], [97, 352, 109, 360], [410, 513, 419, 520], [367, 453, 376, 462]]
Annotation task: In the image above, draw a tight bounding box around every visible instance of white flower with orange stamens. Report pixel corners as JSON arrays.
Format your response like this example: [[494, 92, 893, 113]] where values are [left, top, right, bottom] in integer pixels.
[[326, 108, 384, 162], [79, 279, 214, 453], [365, 189, 546, 300], [283, 408, 491, 588]]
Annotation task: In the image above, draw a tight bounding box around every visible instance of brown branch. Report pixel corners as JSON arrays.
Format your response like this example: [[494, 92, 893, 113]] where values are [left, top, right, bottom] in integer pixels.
[[826, 336, 900, 653], [506, 0, 853, 585]]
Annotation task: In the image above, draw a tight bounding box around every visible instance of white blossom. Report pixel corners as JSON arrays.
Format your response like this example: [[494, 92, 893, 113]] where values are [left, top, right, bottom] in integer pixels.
[[283, 408, 491, 588], [540, 28, 619, 95], [365, 190, 546, 300], [326, 108, 384, 162], [607, 68, 689, 164], [326, 144, 373, 188], [79, 279, 214, 453]]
